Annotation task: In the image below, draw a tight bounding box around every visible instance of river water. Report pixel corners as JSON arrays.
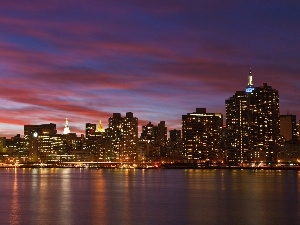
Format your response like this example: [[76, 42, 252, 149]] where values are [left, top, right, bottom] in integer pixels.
[[0, 168, 299, 225]]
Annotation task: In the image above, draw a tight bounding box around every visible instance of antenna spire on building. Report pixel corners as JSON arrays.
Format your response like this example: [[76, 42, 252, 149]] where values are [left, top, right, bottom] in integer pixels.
[[248, 68, 253, 86], [245, 68, 255, 93]]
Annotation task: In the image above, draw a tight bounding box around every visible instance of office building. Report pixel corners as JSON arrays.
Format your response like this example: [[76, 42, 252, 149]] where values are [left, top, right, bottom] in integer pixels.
[[106, 112, 138, 161], [225, 70, 280, 163], [140, 121, 167, 157], [182, 108, 223, 161], [24, 123, 57, 161]]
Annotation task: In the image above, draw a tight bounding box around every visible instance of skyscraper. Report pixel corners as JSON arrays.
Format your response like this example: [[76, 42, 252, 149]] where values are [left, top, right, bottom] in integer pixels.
[[121, 112, 138, 161], [24, 123, 57, 161], [140, 122, 156, 143], [140, 121, 167, 157], [106, 112, 138, 162], [225, 90, 252, 163], [225, 70, 280, 164], [85, 121, 106, 161], [182, 108, 223, 162], [106, 113, 123, 161]]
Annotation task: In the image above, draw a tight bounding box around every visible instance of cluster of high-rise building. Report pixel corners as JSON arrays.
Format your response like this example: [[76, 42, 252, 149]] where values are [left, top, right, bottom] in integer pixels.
[[1, 70, 300, 166]]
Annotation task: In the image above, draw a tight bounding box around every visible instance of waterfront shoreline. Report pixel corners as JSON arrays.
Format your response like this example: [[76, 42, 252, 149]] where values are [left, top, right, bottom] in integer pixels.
[[1, 165, 300, 170]]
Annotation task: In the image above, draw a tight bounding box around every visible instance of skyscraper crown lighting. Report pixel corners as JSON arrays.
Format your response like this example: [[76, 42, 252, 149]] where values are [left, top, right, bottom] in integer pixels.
[[63, 118, 70, 134]]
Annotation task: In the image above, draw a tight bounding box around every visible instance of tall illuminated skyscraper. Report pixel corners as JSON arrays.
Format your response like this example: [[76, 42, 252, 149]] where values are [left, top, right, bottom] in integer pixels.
[[106, 112, 138, 161], [225, 70, 280, 164], [121, 112, 138, 161], [182, 108, 223, 161], [225, 90, 251, 163], [106, 113, 122, 161]]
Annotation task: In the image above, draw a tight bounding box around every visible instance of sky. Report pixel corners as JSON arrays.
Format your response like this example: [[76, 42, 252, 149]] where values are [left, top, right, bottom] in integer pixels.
[[0, 0, 300, 137]]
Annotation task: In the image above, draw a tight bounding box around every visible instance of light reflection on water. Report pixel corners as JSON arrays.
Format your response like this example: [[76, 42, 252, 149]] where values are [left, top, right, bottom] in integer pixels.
[[10, 168, 20, 225], [0, 168, 299, 225], [185, 169, 300, 225]]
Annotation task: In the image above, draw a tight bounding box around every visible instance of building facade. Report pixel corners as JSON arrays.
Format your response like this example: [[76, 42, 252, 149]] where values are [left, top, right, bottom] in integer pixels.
[[225, 70, 280, 164], [106, 112, 138, 162], [140, 121, 167, 158], [182, 108, 223, 162]]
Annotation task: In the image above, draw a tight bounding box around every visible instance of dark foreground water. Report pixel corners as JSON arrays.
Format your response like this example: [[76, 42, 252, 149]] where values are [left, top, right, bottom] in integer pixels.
[[0, 168, 299, 225]]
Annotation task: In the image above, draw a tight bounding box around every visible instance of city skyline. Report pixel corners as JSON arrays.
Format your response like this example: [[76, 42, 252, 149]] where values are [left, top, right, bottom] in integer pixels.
[[1, 0, 299, 136]]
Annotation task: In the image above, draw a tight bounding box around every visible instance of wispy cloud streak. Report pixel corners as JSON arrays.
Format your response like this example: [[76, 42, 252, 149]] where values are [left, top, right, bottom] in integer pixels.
[[0, 0, 299, 136]]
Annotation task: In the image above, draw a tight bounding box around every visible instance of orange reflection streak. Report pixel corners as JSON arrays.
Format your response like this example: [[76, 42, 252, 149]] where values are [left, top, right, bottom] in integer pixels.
[[58, 169, 72, 225], [92, 170, 107, 224], [123, 169, 131, 225], [36, 169, 48, 223], [10, 168, 20, 225]]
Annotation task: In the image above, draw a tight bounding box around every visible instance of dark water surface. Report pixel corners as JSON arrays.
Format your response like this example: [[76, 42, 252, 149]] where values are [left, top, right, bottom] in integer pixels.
[[0, 168, 299, 225]]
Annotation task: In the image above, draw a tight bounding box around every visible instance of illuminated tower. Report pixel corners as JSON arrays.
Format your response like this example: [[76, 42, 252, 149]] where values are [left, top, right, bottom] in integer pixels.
[[226, 70, 280, 164], [245, 68, 255, 94], [106, 112, 138, 162], [121, 112, 138, 161], [250, 83, 280, 162], [225, 90, 251, 163], [97, 120, 105, 132], [63, 118, 70, 134], [107, 113, 122, 161], [182, 108, 223, 161]]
